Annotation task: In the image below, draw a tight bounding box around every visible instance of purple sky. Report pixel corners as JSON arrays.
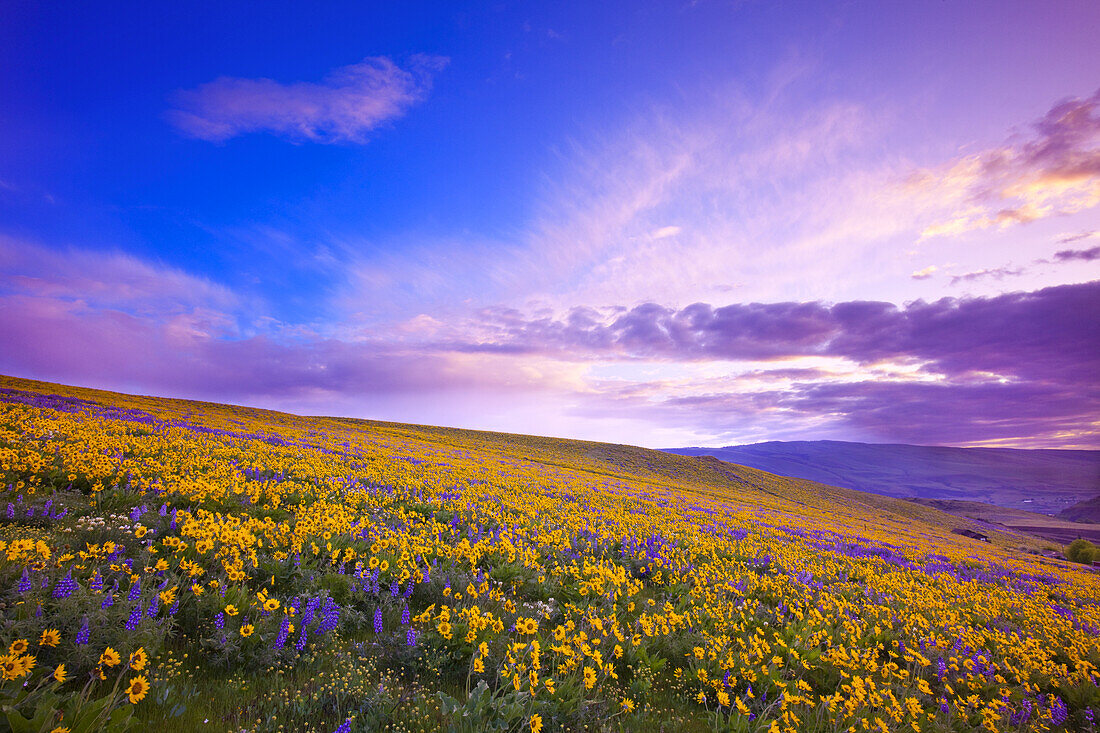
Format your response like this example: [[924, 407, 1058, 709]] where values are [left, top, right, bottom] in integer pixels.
[[1, 1, 1098, 448]]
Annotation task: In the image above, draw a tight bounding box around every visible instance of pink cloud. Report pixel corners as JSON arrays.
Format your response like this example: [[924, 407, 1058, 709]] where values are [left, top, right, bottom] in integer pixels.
[[0, 237, 237, 313], [167, 55, 448, 143], [914, 89, 1100, 238]]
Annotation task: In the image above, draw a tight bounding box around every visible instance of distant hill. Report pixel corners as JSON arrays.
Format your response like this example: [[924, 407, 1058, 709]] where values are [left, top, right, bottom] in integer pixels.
[[1059, 495, 1100, 523], [663, 440, 1100, 516]]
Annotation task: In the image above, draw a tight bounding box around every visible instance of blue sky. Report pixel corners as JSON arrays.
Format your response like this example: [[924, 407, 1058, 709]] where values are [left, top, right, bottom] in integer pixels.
[[1, 1, 1098, 448]]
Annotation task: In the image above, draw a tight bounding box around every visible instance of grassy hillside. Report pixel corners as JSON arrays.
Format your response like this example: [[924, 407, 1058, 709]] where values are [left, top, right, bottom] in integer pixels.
[[665, 441, 1100, 515], [0, 375, 1097, 732]]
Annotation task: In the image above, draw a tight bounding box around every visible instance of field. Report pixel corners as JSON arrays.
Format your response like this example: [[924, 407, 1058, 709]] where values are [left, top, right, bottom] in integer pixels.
[[0, 375, 1098, 732]]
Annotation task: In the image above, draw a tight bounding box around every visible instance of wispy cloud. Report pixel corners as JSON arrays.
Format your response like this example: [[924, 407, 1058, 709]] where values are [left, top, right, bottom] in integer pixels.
[[167, 55, 448, 143], [0, 237, 238, 313], [1054, 245, 1100, 262], [915, 89, 1100, 239], [1058, 230, 1099, 244], [948, 266, 1024, 286]]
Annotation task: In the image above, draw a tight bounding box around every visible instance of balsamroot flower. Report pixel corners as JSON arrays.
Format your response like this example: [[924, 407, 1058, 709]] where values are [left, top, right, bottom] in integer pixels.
[[99, 647, 121, 667], [125, 675, 149, 704]]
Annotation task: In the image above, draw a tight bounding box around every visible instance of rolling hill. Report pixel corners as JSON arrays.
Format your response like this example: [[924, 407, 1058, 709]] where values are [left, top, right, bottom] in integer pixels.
[[664, 440, 1100, 516], [1, 374, 1098, 731]]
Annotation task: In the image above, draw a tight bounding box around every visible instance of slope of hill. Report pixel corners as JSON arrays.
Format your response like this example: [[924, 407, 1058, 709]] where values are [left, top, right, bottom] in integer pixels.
[[1, 375, 1098, 732], [904, 497, 1100, 545], [664, 440, 1100, 515], [1059, 494, 1100, 523]]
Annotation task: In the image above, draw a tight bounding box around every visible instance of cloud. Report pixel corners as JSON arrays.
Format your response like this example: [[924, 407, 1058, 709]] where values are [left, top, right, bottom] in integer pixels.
[[651, 225, 682, 239], [457, 281, 1100, 387], [0, 239, 577, 407], [910, 265, 937, 280], [621, 379, 1098, 448], [0, 292, 578, 409], [1, 236, 1095, 447], [916, 89, 1100, 239], [167, 55, 448, 143], [0, 237, 238, 313], [1058, 230, 1098, 244], [948, 266, 1024, 286], [1054, 245, 1100, 262]]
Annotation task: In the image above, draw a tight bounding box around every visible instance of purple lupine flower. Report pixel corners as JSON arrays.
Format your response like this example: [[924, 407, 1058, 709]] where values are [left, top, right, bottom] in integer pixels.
[[273, 616, 290, 650], [35, 604, 43, 618], [214, 612, 224, 630], [52, 571, 78, 598], [128, 579, 141, 602], [296, 626, 309, 651], [101, 592, 115, 609], [390, 580, 399, 597], [302, 597, 320, 627], [406, 628, 417, 646], [17, 569, 32, 593], [75, 618, 90, 645], [126, 603, 142, 631], [401, 605, 410, 625], [1009, 699, 1032, 726], [147, 594, 159, 618], [90, 574, 103, 591], [422, 567, 430, 584], [333, 719, 352, 733], [6, 503, 13, 520], [317, 598, 340, 634], [403, 579, 414, 598], [373, 607, 384, 633], [169, 600, 179, 615], [159, 504, 168, 516], [1049, 697, 1069, 726]]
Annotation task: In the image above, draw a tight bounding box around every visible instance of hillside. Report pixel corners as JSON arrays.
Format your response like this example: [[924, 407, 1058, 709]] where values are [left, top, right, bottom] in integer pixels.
[[665, 440, 1100, 515], [0, 374, 1098, 732], [1059, 495, 1100, 523], [904, 498, 1100, 545]]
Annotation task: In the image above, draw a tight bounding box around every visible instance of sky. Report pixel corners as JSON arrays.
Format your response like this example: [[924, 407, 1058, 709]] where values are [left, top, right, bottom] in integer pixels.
[[1, 0, 1098, 449]]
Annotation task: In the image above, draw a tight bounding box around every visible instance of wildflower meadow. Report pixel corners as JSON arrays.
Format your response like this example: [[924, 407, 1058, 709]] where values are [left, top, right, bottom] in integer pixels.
[[0, 375, 1096, 733]]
